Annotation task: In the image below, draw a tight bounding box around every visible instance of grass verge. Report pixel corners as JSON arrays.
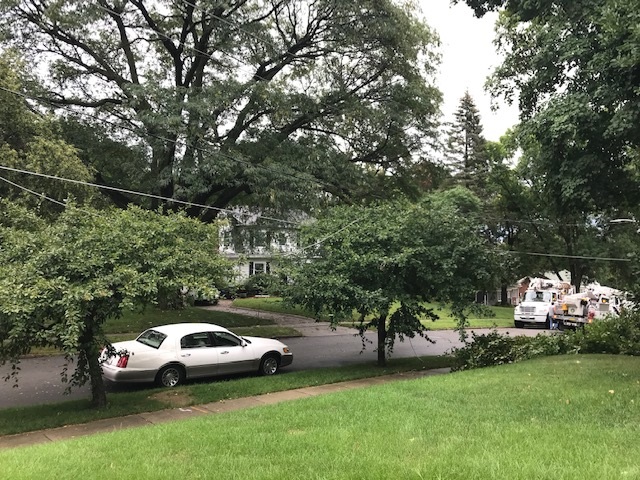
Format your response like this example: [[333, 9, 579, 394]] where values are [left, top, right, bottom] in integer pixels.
[[1, 355, 638, 479], [27, 306, 300, 355], [104, 306, 277, 333], [0, 356, 452, 436], [234, 297, 516, 329]]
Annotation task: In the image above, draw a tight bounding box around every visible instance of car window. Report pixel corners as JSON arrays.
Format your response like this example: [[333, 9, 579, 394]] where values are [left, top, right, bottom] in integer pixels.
[[180, 332, 213, 349], [212, 332, 242, 347], [136, 329, 167, 349]]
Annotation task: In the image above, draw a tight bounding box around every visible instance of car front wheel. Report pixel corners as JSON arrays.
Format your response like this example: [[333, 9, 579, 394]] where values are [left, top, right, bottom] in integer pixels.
[[259, 354, 279, 376], [156, 365, 185, 387]]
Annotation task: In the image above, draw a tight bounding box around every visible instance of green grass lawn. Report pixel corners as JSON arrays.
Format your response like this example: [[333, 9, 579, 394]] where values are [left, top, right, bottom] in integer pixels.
[[1, 355, 638, 479], [27, 306, 301, 354], [0, 356, 453, 436], [234, 297, 516, 329], [105, 305, 278, 333]]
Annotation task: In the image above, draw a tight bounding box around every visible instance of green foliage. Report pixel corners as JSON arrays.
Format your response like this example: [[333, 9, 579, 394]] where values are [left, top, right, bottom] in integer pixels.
[[0, 200, 232, 407], [283, 190, 498, 364], [453, 309, 640, 370], [0, 51, 97, 216], [444, 91, 488, 192], [571, 310, 640, 356], [462, 0, 640, 211], [457, 0, 640, 289], [238, 273, 287, 297], [452, 330, 576, 370], [0, 0, 443, 215]]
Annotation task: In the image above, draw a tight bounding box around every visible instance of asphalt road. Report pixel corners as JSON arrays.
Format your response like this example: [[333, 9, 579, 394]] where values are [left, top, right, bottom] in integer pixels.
[[0, 327, 546, 409]]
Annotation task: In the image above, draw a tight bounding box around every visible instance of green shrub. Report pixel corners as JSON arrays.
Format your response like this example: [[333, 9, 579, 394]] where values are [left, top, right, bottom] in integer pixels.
[[237, 273, 287, 297], [452, 310, 640, 371], [573, 310, 640, 355], [451, 330, 575, 371]]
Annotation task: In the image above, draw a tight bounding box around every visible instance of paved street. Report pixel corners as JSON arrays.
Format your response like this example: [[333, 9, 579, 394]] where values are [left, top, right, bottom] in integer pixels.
[[0, 318, 547, 409]]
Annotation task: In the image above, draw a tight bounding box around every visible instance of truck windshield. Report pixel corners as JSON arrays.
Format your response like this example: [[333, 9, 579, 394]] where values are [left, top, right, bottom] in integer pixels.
[[523, 291, 551, 302]]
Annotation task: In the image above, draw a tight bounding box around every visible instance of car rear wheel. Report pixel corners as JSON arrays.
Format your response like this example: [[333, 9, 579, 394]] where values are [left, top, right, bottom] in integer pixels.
[[259, 354, 279, 376], [156, 365, 185, 387]]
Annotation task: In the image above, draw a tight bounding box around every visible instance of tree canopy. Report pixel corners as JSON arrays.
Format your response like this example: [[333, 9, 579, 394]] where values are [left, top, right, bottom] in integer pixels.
[[283, 188, 497, 365], [0, 51, 97, 216], [0, 201, 232, 407], [0, 0, 443, 218], [454, 0, 640, 289], [458, 0, 640, 213]]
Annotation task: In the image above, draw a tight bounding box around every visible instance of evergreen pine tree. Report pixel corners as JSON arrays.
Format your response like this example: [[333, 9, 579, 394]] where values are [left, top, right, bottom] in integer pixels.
[[444, 91, 487, 191]]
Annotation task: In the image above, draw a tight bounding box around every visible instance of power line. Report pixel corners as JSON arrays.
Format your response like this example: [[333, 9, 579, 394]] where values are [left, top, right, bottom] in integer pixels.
[[3, 165, 635, 263], [6, 2, 435, 212], [0, 84, 329, 193], [0, 165, 298, 225], [298, 218, 361, 253], [0, 174, 97, 216], [504, 251, 631, 262]]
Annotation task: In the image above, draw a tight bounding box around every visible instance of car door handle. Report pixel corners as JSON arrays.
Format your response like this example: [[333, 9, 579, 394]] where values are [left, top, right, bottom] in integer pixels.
[[220, 351, 229, 354], [180, 354, 191, 357]]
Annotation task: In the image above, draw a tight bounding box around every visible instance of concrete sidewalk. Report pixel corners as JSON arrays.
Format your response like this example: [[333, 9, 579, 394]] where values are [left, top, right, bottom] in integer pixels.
[[0, 367, 450, 450]]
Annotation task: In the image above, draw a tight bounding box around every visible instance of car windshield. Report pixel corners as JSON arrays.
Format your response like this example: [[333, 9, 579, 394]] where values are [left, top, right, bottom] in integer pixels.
[[136, 329, 167, 349]]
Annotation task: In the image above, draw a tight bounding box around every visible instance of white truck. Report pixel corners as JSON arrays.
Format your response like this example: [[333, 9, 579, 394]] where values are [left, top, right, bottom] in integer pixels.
[[513, 278, 574, 329], [551, 283, 622, 329]]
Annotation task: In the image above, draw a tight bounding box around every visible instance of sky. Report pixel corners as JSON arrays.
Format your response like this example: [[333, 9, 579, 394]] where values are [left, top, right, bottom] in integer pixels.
[[418, 0, 520, 141]]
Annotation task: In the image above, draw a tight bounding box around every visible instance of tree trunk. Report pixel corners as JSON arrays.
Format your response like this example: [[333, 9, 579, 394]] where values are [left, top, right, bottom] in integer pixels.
[[377, 314, 387, 367], [87, 344, 108, 408], [500, 283, 508, 306]]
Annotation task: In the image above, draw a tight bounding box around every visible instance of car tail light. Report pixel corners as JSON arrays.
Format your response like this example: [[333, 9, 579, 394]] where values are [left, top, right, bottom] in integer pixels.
[[116, 355, 129, 368]]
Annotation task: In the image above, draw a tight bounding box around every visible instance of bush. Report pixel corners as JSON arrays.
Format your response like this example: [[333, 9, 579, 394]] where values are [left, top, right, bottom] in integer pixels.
[[452, 310, 640, 371], [573, 310, 640, 355], [451, 330, 576, 371], [235, 273, 287, 297]]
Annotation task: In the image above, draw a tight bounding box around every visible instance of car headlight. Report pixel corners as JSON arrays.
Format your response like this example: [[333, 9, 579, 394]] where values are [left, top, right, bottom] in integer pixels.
[[283, 347, 291, 354]]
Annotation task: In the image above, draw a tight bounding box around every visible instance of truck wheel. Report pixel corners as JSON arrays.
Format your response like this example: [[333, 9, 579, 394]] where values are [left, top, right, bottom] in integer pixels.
[[514, 320, 524, 328]]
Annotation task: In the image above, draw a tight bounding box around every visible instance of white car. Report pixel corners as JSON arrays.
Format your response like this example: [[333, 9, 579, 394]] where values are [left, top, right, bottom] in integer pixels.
[[100, 323, 293, 387]]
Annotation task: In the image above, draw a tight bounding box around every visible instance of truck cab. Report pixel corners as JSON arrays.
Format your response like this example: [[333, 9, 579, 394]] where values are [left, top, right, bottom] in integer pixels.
[[514, 289, 559, 328]]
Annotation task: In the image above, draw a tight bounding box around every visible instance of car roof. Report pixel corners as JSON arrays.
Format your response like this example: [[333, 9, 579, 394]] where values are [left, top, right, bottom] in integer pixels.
[[149, 323, 233, 336]]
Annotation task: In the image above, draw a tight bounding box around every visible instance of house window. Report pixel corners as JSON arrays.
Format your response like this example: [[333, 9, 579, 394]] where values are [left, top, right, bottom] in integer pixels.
[[252, 230, 267, 248], [249, 262, 271, 276]]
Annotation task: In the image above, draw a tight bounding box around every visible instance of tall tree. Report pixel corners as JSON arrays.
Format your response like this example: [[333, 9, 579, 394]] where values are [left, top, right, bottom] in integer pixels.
[[457, 0, 640, 212], [0, 202, 232, 407], [456, 0, 640, 288], [283, 188, 497, 366], [0, 51, 96, 216], [444, 91, 487, 191], [0, 0, 442, 218]]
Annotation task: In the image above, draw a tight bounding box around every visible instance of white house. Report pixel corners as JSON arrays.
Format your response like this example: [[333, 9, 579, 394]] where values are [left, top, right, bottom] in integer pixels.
[[218, 208, 305, 282]]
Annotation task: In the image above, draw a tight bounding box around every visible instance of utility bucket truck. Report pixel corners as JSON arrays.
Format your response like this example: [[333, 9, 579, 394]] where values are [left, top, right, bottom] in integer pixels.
[[514, 278, 574, 329], [552, 283, 622, 329]]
